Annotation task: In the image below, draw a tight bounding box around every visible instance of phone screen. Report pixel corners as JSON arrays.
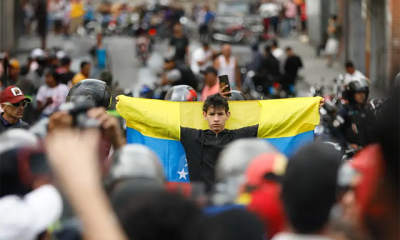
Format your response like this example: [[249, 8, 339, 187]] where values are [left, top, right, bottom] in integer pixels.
[[218, 75, 231, 97], [29, 153, 49, 174]]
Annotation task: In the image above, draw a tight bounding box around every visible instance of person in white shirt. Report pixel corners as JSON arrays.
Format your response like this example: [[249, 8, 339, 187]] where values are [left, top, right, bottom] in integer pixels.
[[214, 44, 241, 90], [344, 61, 370, 85], [0, 185, 62, 240], [190, 42, 214, 76], [36, 69, 69, 119], [271, 40, 286, 73]]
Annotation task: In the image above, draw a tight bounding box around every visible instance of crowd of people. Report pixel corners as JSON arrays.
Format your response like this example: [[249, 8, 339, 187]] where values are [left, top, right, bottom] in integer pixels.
[[0, 1, 398, 240], [0, 72, 398, 240]]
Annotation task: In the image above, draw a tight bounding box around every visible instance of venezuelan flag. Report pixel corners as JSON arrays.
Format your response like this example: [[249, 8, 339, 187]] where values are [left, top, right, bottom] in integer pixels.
[[116, 96, 321, 183]]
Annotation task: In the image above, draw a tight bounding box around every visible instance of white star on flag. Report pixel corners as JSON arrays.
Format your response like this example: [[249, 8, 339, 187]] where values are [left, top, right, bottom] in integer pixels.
[[177, 168, 188, 180]]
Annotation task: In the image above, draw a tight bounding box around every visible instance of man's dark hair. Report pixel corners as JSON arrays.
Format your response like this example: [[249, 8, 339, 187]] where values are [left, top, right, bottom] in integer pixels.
[[345, 61, 354, 68], [331, 15, 338, 21], [282, 142, 341, 234], [202, 93, 229, 113], [202, 42, 210, 48], [118, 191, 203, 240], [285, 46, 292, 51], [264, 45, 272, 53], [373, 89, 399, 200], [61, 56, 71, 66], [80, 61, 90, 69], [271, 39, 278, 48]]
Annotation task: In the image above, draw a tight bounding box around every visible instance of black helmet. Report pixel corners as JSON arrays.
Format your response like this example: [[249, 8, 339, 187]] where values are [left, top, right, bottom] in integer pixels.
[[164, 85, 197, 101], [67, 79, 112, 109], [347, 79, 369, 104], [395, 73, 400, 87], [229, 90, 247, 101]]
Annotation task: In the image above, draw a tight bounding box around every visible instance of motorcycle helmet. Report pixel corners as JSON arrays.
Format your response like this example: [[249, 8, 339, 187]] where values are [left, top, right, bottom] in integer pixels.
[[66, 79, 112, 109], [212, 139, 278, 205], [164, 85, 197, 101], [108, 144, 165, 185], [229, 90, 247, 101], [395, 72, 400, 87], [346, 79, 369, 104]]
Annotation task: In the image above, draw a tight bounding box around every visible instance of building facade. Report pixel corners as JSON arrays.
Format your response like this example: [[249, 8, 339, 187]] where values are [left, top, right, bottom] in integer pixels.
[[305, 0, 396, 88], [0, 0, 15, 51]]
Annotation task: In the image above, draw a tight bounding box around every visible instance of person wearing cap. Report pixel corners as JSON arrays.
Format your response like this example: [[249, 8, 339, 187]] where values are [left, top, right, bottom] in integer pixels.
[[72, 61, 91, 86], [162, 54, 198, 92], [0, 86, 30, 133], [8, 59, 21, 82], [273, 142, 341, 240], [200, 67, 219, 101]]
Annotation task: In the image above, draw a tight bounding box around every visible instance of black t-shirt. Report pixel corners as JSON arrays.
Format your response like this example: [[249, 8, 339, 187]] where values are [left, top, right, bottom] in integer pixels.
[[169, 36, 189, 61], [57, 68, 76, 85], [284, 55, 303, 77]]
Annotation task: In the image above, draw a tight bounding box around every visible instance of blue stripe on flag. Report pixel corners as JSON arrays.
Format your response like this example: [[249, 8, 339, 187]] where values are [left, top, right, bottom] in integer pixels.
[[126, 128, 314, 182]]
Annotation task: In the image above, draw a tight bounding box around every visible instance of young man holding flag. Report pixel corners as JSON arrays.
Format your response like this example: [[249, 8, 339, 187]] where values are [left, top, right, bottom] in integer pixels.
[[116, 88, 323, 190]]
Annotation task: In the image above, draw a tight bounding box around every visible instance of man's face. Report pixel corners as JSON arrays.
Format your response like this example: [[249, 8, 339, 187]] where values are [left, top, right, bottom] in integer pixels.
[[9, 67, 20, 78], [205, 73, 217, 86], [1, 101, 27, 119], [82, 64, 91, 76], [203, 107, 230, 132], [346, 67, 355, 74], [173, 24, 183, 34], [221, 45, 231, 56], [354, 92, 366, 104], [164, 61, 175, 70]]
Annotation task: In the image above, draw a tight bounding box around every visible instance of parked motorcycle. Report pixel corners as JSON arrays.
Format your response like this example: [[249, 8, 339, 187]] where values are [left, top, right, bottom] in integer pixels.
[[212, 24, 257, 45]]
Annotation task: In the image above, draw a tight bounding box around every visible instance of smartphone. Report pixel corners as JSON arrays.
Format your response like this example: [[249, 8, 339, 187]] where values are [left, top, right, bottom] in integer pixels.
[[218, 75, 231, 97]]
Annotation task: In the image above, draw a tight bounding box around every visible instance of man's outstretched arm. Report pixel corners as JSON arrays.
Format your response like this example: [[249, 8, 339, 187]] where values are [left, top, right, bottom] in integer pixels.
[[116, 96, 181, 140]]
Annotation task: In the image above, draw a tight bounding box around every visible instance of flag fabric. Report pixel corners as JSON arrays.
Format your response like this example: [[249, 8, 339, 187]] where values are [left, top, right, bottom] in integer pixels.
[[116, 96, 321, 183]]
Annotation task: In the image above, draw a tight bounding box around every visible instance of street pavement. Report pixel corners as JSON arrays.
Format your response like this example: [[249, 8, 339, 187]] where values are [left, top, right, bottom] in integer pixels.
[[13, 34, 347, 97]]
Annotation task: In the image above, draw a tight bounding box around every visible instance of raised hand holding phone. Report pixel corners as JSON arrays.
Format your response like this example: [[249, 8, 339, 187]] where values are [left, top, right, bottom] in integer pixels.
[[218, 75, 232, 98]]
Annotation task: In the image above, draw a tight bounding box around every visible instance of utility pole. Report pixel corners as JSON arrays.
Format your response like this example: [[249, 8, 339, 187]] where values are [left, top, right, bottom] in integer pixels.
[[363, 0, 371, 78], [37, 0, 48, 50]]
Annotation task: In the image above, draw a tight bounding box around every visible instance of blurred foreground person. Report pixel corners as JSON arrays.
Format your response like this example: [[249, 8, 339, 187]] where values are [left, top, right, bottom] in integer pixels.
[[45, 126, 127, 240], [330, 161, 369, 240], [63, 79, 121, 167], [239, 153, 288, 239], [0, 129, 62, 240], [274, 142, 341, 240], [115, 191, 203, 240], [189, 209, 266, 240], [353, 89, 399, 240], [210, 139, 279, 206], [0, 86, 31, 133]]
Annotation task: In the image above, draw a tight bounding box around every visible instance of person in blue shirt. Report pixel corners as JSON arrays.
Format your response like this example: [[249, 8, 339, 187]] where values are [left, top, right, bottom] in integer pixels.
[[84, 2, 95, 26], [89, 33, 108, 78]]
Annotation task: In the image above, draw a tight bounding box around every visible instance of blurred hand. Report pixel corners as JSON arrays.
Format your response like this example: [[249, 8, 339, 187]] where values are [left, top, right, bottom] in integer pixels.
[[319, 98, 325, 109], [48, 111, 73, 132], [46, 128, 102, 190], [88, 107, 125, 149], [219, 85, 231, 99]]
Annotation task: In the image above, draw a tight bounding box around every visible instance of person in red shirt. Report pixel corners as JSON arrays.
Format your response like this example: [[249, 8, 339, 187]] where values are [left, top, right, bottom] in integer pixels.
[[300, 2, 307, 34]]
